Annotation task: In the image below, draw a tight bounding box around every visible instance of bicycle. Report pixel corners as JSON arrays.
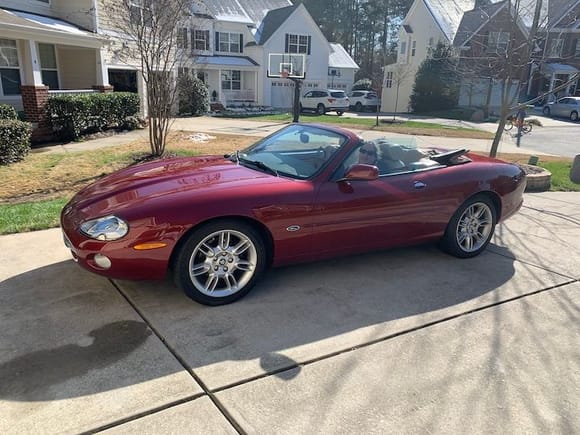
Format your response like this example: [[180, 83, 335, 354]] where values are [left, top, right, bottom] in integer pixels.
[[504, 115, 532, 134]]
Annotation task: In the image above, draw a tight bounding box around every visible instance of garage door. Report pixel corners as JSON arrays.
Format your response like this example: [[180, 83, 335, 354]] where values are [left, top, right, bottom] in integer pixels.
[[270, 80, 295, 108]]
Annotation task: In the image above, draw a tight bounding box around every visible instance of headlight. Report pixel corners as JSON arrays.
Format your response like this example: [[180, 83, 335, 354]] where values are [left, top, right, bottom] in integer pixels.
[[80, 215, 129, 241]]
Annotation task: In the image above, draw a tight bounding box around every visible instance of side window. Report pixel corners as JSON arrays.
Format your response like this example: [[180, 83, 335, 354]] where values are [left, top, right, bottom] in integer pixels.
[[304, 91, 313, 98]]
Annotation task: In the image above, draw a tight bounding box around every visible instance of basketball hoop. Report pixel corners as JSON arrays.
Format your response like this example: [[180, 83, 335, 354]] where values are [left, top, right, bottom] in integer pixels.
[[281, 71, 289, 79]]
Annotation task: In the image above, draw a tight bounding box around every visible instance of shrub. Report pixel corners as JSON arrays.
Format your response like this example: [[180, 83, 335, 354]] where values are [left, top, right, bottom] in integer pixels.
[[178, 74, 209, 116], [120, 115, 146, 130], [47, 92, 140, 140], [0, 119, 31, 165], [0, 104, 18, 120]]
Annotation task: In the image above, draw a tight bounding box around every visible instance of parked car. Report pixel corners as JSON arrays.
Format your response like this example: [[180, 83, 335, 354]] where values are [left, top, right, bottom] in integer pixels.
[[347, 90, 380, 112], [542, 96, 580, 121], [61, 123, 526, 306], [300, 89, 349, 115]]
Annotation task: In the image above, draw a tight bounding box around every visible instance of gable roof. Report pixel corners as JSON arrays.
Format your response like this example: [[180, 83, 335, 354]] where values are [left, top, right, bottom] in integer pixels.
[[453, 1, 506, 47], [199, 0, 293, 25], [329, 43, 359, 69], [423, 0, 479, 42], [255, 4, 298, 44]]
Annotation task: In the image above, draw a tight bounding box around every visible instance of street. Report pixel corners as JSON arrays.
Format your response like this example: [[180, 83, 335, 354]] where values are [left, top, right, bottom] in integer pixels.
[[503, 121, 579, 158]]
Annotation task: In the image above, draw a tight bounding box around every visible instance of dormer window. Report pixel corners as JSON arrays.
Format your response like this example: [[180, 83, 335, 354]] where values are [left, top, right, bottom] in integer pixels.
[[216, 32, 243, 53], [548, 38, 563, 58], [285, 34, 311, 54], [193, 30, 210, 51]]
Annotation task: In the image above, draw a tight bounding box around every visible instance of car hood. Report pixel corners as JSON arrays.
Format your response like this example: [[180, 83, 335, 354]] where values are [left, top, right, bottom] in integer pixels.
[[67, 155, 284, 216]]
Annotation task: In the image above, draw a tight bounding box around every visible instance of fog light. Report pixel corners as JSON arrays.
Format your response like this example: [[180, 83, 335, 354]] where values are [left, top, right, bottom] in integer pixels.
[[94, 254, 112, 269]]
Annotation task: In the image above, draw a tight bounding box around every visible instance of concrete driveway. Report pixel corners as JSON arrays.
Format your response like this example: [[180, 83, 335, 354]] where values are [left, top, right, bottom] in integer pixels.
[[1, 192, 578, 434]]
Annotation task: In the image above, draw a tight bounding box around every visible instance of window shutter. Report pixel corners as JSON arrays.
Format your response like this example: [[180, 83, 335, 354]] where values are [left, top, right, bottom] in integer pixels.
[[205, 30, 210, 50], [215, 32, 220, 52], [285, 34, 289, 53], [239, 34, 243, 53], [190, 28, 194, 50], [307, 36, 311, 55]]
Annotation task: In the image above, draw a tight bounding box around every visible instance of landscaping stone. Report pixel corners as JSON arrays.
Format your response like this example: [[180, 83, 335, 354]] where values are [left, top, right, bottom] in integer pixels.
[[571, 154, 580, 184]]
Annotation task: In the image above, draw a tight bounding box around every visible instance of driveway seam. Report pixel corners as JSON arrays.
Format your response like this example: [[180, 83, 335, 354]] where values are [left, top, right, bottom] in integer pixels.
[[94, 279, 247, 435], [209, 279, 577, 395]]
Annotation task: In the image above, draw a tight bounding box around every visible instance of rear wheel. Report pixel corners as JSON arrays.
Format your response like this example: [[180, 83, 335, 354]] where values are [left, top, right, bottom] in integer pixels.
[[571, 111, 578, 121], [543, 106, 551, 116], [355, 102, 363, 112], [440, 195, 496, 258], [503, 119, 513, 131], [174, 220, 266, 305], [317, 103, 326, 115], [336, 111, 344, 116]]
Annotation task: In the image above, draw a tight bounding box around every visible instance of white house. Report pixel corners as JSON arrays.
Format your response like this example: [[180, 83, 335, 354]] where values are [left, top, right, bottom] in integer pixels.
[[381, 0, 478, 113], [185, 2, 358, 108]]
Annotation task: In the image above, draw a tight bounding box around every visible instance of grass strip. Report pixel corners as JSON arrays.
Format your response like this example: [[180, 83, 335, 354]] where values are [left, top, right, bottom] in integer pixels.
[[0, 197, 69, 235]]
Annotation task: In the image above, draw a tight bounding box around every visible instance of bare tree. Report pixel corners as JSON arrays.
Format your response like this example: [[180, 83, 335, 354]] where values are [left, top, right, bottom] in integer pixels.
[[384, 62, 414, 121], [108, 0, 191, 156], [456, 0, 548, 157]]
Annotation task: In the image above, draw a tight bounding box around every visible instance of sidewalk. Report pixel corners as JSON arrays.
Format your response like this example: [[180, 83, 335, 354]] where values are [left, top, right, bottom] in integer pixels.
[[31, 115, 556, 157], [1, 192, 579, 433]]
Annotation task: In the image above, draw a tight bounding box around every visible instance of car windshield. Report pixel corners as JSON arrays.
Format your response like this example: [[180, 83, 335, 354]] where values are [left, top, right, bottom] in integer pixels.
[[330, 91, 346, 98], [239, 124, 348, 179]]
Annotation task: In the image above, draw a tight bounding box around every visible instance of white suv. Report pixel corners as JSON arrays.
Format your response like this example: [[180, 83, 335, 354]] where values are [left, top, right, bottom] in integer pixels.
[[300, 89, 349, 115], [347, 90, 380, 112]]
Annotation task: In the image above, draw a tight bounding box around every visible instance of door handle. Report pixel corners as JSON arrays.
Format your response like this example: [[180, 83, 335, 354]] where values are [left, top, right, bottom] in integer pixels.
[[414, 181, 427, 189]]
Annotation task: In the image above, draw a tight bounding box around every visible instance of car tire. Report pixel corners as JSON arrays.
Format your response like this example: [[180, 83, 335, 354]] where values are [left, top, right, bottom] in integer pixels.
[[355, 102, 363, 112], [173, 220, 266, 305], [317, 104, 326, 115], [439, 195, 496, 258], [543, 106, 551, 116], [571, 111, 578, 122], [337, 111, 344, 116]]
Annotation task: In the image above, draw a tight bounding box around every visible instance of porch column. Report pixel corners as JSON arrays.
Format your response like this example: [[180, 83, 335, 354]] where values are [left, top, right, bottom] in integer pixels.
[[255, 70, 259, 104], [218, 68, 222, 105], [549, 74, 556, 101], [93, 49, 110, 89], [20, 40, 52, 142]]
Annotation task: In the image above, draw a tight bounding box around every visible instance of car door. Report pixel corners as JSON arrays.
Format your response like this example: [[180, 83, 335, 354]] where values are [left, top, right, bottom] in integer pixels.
[[302, 91, 315, 109], [310, 166, 457, 259], [555, 98, 568, 117]]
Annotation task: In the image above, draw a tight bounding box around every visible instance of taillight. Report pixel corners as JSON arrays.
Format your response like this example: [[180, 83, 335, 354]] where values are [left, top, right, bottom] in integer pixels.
[[328, 98, 336, 103]]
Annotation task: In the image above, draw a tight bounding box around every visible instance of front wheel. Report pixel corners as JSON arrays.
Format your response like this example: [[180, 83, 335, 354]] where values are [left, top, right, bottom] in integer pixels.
[[571, 111, 578, 121], [522, 123, 532, 134], [503, 120, 513, 131], [355, 102, 363, 112], [173, 220, 266, 305], [440, 195, 496, 258], [543, 106, 551, 116]]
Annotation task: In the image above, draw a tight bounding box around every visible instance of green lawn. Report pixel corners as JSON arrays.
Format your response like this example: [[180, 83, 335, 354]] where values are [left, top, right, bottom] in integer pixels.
[[540, 161, 579, 191], [0, 197, 69, 234]]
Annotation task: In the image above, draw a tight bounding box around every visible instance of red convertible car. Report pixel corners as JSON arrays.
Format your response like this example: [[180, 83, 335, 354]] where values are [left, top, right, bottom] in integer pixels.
[[61, 123, 526, 305]]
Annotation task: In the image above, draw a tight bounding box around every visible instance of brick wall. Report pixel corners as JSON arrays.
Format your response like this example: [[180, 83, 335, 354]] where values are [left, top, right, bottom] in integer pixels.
[[20, 85, 53, 143]]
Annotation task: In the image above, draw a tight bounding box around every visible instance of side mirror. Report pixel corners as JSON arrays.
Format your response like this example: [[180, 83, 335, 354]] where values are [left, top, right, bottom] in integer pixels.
[[342, 164, 379, 181]]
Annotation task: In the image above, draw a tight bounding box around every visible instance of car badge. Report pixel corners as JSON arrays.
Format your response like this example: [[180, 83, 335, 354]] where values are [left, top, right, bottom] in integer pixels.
[[286, 225, 301, 232]]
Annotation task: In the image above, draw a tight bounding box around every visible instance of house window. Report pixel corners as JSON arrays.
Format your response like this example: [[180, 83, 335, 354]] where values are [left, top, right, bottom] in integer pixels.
[[178, 67, 190, 77], [217, 32, 242, 53], [328, 68, 341, 77], [385, 71, 393, 88], [411, 40, 416, 56], [177, 28, 188, 49], [286, 34, 310, 54], [129, 0, 153, 27], [193, 30, 210, 51], [39, 43, 59, 89], [549, 38, 563, 57], [575, 39, 580, 58], [400, 41, 407, 55], [221, 70, 240, 90], [0, 39, 21, 95], [487, 31, 509, 53]]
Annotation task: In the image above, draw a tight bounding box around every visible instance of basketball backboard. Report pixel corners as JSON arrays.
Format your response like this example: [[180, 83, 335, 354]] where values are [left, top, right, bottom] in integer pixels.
[[267, 53, 306, 79]]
